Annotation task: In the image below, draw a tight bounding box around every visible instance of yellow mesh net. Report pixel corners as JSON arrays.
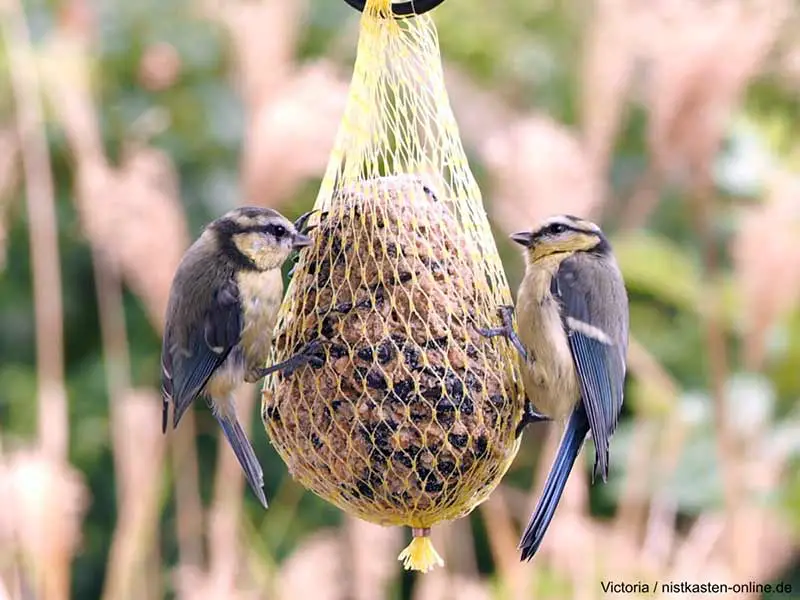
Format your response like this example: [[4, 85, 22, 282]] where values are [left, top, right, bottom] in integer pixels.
[[262, 0, 523, 572]]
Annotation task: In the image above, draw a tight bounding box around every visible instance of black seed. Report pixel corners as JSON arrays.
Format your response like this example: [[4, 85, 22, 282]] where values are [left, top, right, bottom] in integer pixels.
[[444, 372, 464, 401], [465, 371, 484, 392], [403, 346, 422, 371], [331, 400, 342, 411], [357, 347, 373, 361], [393, 452, 412, 468], [449, 433, 468, 448], [421, 365, 446, 378], [422, 385, 442, 401], [459, 396, 475, 416], [374, 422, 392, 455], [328, 343, 348, 359], [310, 433, 323, 450], [386, 418, 399, 431], [437, 460, 456, 475], [410, 401, 432, 424], [356, 422, 372, 440], [425, 478, 444, 493], [420, 256, 443, 272], [435, 399, 456, 426], [417, 466, 432, 481], [399, 271, 412, 283], [375, 340, 396, 364], [306, 260, 317, 275], [356, 480, 374, 500], [366, 369, 387, 390], [356, 296, 373, 310], [316, 260, 331, 286], [265, 406, 280, 422], [406, 444, 422, 458], [393, 379, 414, 401], [334, 301, 353, 314], [466, 344, 479, 359], [475, 435, 488, 457], [321, 315, 336, 338], [390, 333, 407, 347], [330, 236, 342, 257], [384, 243, 398, 257], [489, 394, 505, 407], [369, 469, 385, 486], [401, 491, 412, 502], [422, 336, 448, 350]]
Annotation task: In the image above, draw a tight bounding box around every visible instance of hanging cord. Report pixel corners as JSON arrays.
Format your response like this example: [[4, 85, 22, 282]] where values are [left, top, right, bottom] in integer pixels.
[[342, 0, 446, 17]]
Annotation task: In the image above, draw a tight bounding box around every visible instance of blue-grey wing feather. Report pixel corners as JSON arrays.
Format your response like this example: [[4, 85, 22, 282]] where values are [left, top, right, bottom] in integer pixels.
[[162, 279, 242, 429], [552, 254, 628, 481]]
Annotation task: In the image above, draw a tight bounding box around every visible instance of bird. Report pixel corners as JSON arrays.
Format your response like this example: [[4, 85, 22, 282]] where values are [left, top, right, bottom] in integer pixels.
[[160, 206, 324, 508], [477, 214, 629, 561]]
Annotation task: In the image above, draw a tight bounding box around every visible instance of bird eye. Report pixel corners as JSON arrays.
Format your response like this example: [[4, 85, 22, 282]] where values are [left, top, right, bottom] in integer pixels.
[[269, 224, 287, 238], [548, 223, 567, 235]]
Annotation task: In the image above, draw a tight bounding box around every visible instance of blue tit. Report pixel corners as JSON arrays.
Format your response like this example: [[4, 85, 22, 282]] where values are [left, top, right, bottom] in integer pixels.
[[160, 207, 324, 508], [478, 214, 629, 561]]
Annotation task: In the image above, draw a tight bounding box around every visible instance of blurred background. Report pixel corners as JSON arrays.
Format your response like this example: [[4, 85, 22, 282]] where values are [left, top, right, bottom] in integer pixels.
[[1, 0, 799, 598]]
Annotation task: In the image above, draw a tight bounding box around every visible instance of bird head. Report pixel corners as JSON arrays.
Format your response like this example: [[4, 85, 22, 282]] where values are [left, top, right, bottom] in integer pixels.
[[211, 207, 313, 271], [510, 214, 609, 265]]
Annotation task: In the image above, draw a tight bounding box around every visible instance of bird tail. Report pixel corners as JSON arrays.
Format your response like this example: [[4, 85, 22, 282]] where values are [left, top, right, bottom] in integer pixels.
[[215, 411, 269, 509], [519, 404, 589, 561]]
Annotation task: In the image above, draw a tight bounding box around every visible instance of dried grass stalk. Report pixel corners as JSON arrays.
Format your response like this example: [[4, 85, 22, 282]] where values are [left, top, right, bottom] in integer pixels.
[[346, 517, 402, 600], [1, 450, 88, 600], [644, 0, 788, 184], [206, 385, 256, 589], [482, 116, 602, 236], [732, 169, 800, 370], [102, 391, 167, 600], [276, 531, 346, 600], [580, 0, 639, 178], [413, 572, 492, 600], [40, 31, 190, 332], [241, 61, 349, 208], [39, 16, 205, 584]]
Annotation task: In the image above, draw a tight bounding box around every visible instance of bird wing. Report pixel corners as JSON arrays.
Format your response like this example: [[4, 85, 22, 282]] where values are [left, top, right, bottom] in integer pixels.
[[161, 278, 243, 430], [551, 254, 628, 482]]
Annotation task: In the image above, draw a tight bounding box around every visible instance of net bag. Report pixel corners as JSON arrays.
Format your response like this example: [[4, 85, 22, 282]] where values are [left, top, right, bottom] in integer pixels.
[[262, 0, 524, 573]]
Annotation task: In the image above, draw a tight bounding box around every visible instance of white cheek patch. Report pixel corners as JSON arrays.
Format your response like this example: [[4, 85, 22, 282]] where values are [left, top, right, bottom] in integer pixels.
[[566, 317, 612, 344]]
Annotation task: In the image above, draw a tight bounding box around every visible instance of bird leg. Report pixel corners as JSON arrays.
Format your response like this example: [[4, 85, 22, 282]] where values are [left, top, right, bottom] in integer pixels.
[[255, 339, 326, 379], [475, 305, 529, 361], [476, 306, 551, 432], [515, 398, 551, 437]]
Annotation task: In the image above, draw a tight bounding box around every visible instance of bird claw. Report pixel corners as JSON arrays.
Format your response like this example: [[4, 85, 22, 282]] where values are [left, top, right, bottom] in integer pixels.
[[515, 400, 551, 438], [293, 209, 328, 236], [475, 305, 528, 361], [256, 339, 326, 379]]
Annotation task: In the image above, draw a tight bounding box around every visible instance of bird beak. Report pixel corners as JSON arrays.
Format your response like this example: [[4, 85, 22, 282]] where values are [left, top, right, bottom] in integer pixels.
[[510, 231, 535, 247], [291, 232, 313, 249]]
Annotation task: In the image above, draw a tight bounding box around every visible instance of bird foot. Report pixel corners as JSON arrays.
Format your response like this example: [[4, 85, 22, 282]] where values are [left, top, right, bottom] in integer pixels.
[[475, 305, 528, 361], [515, 400, 551, 437], [256, 339, 326, 379], [293, 209, 328, 236]]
